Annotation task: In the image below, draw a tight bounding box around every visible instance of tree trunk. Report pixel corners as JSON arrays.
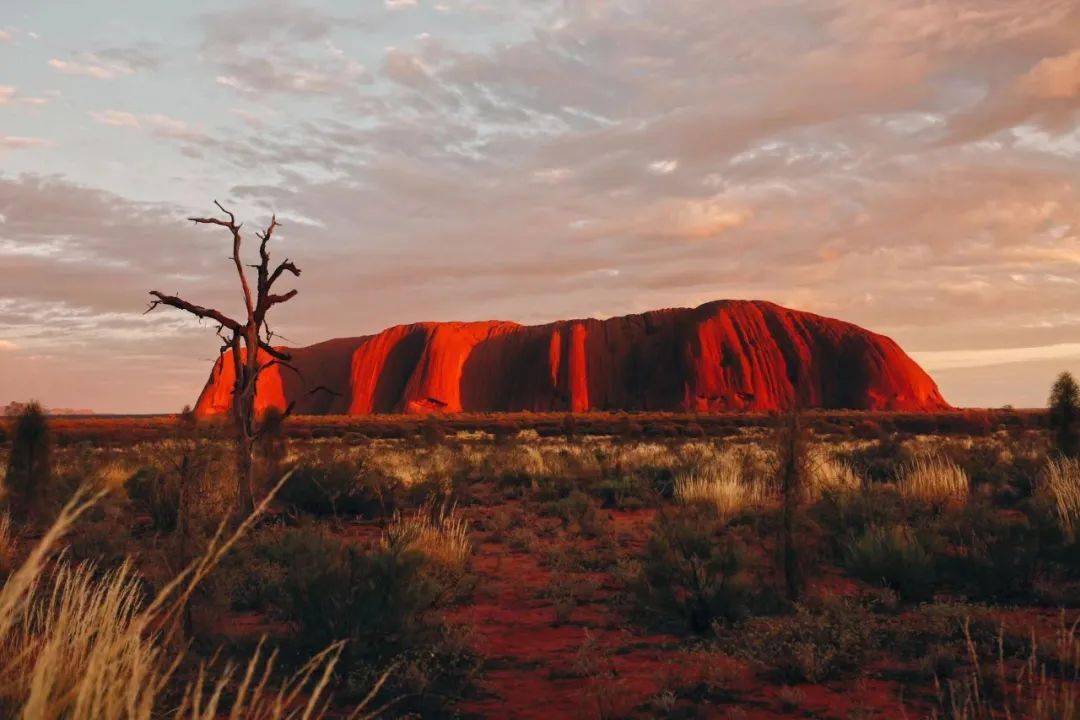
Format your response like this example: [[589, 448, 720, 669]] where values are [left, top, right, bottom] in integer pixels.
[[780, 410, 803, 603], [233, 432, 255, 519], [232, 335, 258, 520]]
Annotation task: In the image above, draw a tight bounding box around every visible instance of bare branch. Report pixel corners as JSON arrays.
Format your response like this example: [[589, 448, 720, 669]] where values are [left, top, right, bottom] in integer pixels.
[[268, 259, 301, 288], [258, 340, 292, 362], [257, 358, 301, 379], [265, 289, 298, 307], [214, 199, 236, 224], [147, 291, 242, 332], [256, 215, 279, 263]]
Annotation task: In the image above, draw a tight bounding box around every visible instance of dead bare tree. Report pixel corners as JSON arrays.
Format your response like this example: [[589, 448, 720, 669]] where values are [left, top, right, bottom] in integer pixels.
[[147, 201, 300, 519]]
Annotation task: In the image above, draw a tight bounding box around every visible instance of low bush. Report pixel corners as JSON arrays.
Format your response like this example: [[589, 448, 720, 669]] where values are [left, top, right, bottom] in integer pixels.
[[541, 490, 610, 538], [124, 466, 180, 532], [3, 402, 52, 521], [278, 459, 402, 517], [938, 509, 1040, 601], [844, 524, 937, 603], [261, 525, 476, 713], [630, 507, 755, 633], [728, 597, 877, 683]]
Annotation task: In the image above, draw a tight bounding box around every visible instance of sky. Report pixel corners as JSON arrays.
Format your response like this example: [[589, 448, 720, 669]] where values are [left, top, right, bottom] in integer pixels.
[[0, 0, 1078, 413]]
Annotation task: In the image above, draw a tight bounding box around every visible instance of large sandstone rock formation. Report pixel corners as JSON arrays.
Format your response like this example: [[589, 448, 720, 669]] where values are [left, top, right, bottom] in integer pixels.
[[193, 300, 948, 416]]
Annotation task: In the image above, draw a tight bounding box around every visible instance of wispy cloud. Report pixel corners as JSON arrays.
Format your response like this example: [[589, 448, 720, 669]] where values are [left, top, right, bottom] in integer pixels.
[[0, 136, 50, 149], [48, 54, 136, 79], [90, 110, 207, 141], [0, 85, 51, 106]]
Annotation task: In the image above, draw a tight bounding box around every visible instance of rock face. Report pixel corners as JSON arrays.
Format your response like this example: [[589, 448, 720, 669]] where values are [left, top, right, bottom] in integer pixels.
[[193, 300, 949, 417]]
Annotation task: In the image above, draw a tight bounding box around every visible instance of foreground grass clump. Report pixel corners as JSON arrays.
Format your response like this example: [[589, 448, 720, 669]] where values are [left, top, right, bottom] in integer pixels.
[[0, 487, 390, 720], [223, 514, 476, 715]]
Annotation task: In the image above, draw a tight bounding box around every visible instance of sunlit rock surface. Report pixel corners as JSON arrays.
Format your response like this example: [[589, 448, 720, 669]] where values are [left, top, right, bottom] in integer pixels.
[[194, 300, 948, 416]]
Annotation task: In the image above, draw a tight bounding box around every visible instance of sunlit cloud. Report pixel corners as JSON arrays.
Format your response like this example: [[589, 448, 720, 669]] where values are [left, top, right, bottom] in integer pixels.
[[0, 136, 50, 149], [48, 54, 136, 79], [90, 110, 207, 141], [0, 86, 50, 106]]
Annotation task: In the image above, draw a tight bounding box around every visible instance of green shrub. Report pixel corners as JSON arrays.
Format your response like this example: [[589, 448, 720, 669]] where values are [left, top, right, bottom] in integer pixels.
[[940, 512, 1040, 601], [279, 460, 402, 517], [730, 597, 877, 683], [125, 467, 180, 532], [541, 490, 610, 538], [630, 507, 754, 633], [592, 473, 656, 509], [844, 524, 937, 603], [261, 526, 476, 713], [420, 416, 448, 446]]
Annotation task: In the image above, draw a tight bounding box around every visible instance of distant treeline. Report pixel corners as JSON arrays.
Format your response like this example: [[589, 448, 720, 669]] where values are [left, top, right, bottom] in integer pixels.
[[0, 408, 1047, 446]]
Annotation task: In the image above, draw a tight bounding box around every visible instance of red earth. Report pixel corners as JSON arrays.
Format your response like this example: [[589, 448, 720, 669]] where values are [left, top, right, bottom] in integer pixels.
[[194, 300, 948, 418]]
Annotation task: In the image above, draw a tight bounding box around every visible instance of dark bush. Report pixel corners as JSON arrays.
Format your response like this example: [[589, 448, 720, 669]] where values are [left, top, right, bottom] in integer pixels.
[[421, 416, 448, 446], [279, 460, 402, 517], [936, 506, 1040, 600], [630, 507, 754, 633], [4, 401, 52, 521], [730, 597, 877, 682], [125, 466, 180, 532], [1049, 371, 1080, 458], [265, 526, 476, 712], [844, 524, 937, 603]]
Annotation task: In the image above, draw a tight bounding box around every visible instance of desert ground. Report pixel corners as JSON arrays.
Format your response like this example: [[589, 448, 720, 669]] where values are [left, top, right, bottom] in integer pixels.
[[2, 409, 1079, 719]]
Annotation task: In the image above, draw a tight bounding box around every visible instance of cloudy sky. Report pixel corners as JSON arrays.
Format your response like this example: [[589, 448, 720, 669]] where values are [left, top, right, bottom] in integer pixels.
[[0, 0, 1078, 412]]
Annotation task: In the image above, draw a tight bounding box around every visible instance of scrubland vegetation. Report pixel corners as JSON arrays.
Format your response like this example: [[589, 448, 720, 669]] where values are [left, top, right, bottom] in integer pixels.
[[2, 401, 1080, 718]]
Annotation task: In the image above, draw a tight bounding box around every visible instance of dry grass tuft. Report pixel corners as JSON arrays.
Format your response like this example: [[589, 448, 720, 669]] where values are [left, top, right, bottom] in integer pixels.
[[0, 514, 13, 577], [1039, 457, 1080, 541], [384, 501, 471, 571], [805, 448, 862, 500], [673, 449, 766, 519], [896, 455, 969, 506], [0, 475, 389, 719]]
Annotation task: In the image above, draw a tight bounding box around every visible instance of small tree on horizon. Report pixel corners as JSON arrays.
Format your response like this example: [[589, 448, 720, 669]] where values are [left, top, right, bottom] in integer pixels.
[[1049, 371, 1080, 458], [3, 401, 52, 522], [147, 201, 301, 520]]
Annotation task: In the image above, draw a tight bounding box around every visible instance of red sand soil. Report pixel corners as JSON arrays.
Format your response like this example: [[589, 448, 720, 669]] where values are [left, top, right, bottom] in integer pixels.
[[449, 506, 913, 719], [194, 300, 949, 418]]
